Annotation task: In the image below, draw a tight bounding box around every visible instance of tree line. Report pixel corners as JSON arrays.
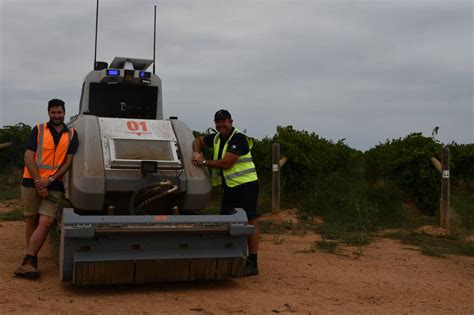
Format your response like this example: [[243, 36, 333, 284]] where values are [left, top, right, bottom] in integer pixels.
[[2, 123, 473, 218]]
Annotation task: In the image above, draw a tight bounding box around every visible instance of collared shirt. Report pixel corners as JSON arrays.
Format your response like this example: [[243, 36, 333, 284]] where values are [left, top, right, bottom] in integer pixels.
[[21, 122, 79, 191], [203, 127, 250, 157]]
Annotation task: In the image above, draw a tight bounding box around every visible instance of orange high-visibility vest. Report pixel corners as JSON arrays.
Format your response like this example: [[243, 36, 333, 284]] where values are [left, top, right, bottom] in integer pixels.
[[23, 123, 75, 181]]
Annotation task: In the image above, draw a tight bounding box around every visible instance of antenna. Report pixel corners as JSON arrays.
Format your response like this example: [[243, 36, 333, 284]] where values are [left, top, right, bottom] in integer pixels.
[[94, 0, 100, 70], [153, 5, 157, 74]]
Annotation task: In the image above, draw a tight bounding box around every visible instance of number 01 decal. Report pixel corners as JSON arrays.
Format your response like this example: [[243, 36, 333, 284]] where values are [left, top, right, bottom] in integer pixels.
[[127, 121, 148, 132]]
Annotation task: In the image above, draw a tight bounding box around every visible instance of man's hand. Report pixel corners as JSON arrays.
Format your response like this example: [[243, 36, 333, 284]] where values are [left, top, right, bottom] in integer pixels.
[[34, 177, 50, 190], [37, 187, 49, 199], [192, 137, 207, 166], [192, 152, 204, 166]]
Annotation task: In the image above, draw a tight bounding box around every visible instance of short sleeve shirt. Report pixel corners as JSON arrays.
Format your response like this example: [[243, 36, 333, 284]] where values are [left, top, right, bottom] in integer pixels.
[[21, 122, 79, 191]]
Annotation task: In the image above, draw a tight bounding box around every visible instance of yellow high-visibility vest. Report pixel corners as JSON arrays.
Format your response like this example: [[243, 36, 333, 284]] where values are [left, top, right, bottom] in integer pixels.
[[211, 128, 258, 187]]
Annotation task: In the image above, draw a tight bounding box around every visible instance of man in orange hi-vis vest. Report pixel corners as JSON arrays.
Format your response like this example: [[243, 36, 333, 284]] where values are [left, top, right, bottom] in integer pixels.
[[14, 99, 78, 279]]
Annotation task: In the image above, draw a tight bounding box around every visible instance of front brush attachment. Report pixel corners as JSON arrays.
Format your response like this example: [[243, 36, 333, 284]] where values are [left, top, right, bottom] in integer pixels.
[[59, 208, 254, 285]]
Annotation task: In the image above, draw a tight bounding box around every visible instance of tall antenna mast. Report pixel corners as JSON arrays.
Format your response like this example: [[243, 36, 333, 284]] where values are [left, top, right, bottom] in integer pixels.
[[94, 0, 100, 69], [153, 5, 157, 74]]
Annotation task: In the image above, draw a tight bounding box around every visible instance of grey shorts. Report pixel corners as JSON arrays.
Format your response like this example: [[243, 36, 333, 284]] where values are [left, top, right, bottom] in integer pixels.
[[21, 186, 64, 218]]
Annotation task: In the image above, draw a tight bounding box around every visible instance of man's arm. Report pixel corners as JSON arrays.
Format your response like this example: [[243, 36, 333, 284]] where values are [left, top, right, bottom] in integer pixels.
[[23, 126, 40, 180], [24, 149, 40, 181], [25, 149, 48, 198], [193, 133, 247, 169], [24, 126, 49, 198], [192, 136, 205, 154], [34, 154, 73, 189], [203, 152, 239, 170], [52, 153, 74, 180], [192, 136, 205, 166], [192, 139, 240, 169]]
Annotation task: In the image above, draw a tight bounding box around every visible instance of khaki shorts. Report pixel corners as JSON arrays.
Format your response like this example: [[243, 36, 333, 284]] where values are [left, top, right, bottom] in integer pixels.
[[21, 186, 64, 219]]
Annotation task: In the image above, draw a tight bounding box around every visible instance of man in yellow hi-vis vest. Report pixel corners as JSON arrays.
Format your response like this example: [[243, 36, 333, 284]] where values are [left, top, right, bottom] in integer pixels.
[[14, 99, 78, 279], [192, 109, 260, 276]]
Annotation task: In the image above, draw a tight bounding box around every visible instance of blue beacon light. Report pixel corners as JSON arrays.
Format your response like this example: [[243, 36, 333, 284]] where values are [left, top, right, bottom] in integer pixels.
[[139, 71, 151, 79], [106, 69, 120, 76]]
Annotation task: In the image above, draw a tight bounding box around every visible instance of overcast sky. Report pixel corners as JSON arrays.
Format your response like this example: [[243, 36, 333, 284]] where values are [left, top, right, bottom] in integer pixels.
[[0, 0, 472, 150]]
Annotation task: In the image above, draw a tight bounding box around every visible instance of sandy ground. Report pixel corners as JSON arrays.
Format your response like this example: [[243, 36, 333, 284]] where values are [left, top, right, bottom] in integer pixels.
[[0, 206, 473, 314]]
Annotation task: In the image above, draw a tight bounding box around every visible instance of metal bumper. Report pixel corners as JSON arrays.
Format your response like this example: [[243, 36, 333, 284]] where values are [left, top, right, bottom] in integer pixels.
[[59, 208, 255, 285]]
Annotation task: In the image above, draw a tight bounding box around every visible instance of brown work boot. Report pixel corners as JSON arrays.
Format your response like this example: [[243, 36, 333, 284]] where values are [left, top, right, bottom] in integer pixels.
[[14, 264, 40, 279]]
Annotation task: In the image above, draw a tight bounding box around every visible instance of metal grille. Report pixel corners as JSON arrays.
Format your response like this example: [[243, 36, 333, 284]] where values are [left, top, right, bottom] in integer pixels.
[[113, 139, 174, 161]]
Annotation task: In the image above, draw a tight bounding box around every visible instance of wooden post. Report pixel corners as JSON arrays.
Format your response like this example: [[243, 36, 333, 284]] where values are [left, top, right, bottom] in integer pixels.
[[430, 157, 442, 173], [440, 147, 450, 229], [272, 143, 280, 214]]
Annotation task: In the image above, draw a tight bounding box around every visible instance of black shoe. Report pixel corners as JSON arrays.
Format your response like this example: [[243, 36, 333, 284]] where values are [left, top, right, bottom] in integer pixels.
[[243, 263, 259, 277]]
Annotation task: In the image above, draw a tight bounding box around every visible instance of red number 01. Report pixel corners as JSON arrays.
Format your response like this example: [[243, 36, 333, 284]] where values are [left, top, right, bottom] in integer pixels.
[[127, 121, 148, 132]]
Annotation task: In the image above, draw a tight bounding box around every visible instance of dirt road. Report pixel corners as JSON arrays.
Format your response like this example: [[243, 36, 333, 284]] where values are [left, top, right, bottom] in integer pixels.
[[1, 218, 473, 314]]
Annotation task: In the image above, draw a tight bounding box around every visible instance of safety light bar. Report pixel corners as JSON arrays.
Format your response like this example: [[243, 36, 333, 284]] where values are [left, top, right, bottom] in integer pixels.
[[106, 69, 120, 76]]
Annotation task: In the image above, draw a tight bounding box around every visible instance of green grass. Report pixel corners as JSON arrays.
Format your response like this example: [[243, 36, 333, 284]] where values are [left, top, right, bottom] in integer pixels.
[[257, 182, 273, 214], [315, 223, 372, 247], [352, 246, 365, 259], [0, 208, 23, 221], [0, 171, 22, 221], [419, 244, 445, 257], [314, 239, 339, 254], [459, 242, 474, 256], [451, 190, 474, 232], [0, 189, 19, 201], [384, 230, 474, 257], [259, 220, 295, 234], [259, 219, 312, 236], [341, 232, 372, 246], [293, 177, 444, 254], [313, 238, 366, 258]]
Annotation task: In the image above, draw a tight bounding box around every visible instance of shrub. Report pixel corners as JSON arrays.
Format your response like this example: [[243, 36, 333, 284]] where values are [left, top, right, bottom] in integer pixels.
[[365, 133, 442, 214], [0, 123, 31, 171]]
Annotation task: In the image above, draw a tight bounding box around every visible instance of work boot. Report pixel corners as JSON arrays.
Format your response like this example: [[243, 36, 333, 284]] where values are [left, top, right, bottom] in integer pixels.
[[243, 262, 259, 277], [14, 264, 40, 279]]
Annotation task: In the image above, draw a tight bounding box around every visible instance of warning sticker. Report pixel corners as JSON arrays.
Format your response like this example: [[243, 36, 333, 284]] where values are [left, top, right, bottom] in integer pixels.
[[154, 215, 168, 222]]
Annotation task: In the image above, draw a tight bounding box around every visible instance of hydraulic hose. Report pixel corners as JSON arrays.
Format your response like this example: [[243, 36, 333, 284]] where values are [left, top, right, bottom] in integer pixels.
[[129, 181, 179, 215]]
